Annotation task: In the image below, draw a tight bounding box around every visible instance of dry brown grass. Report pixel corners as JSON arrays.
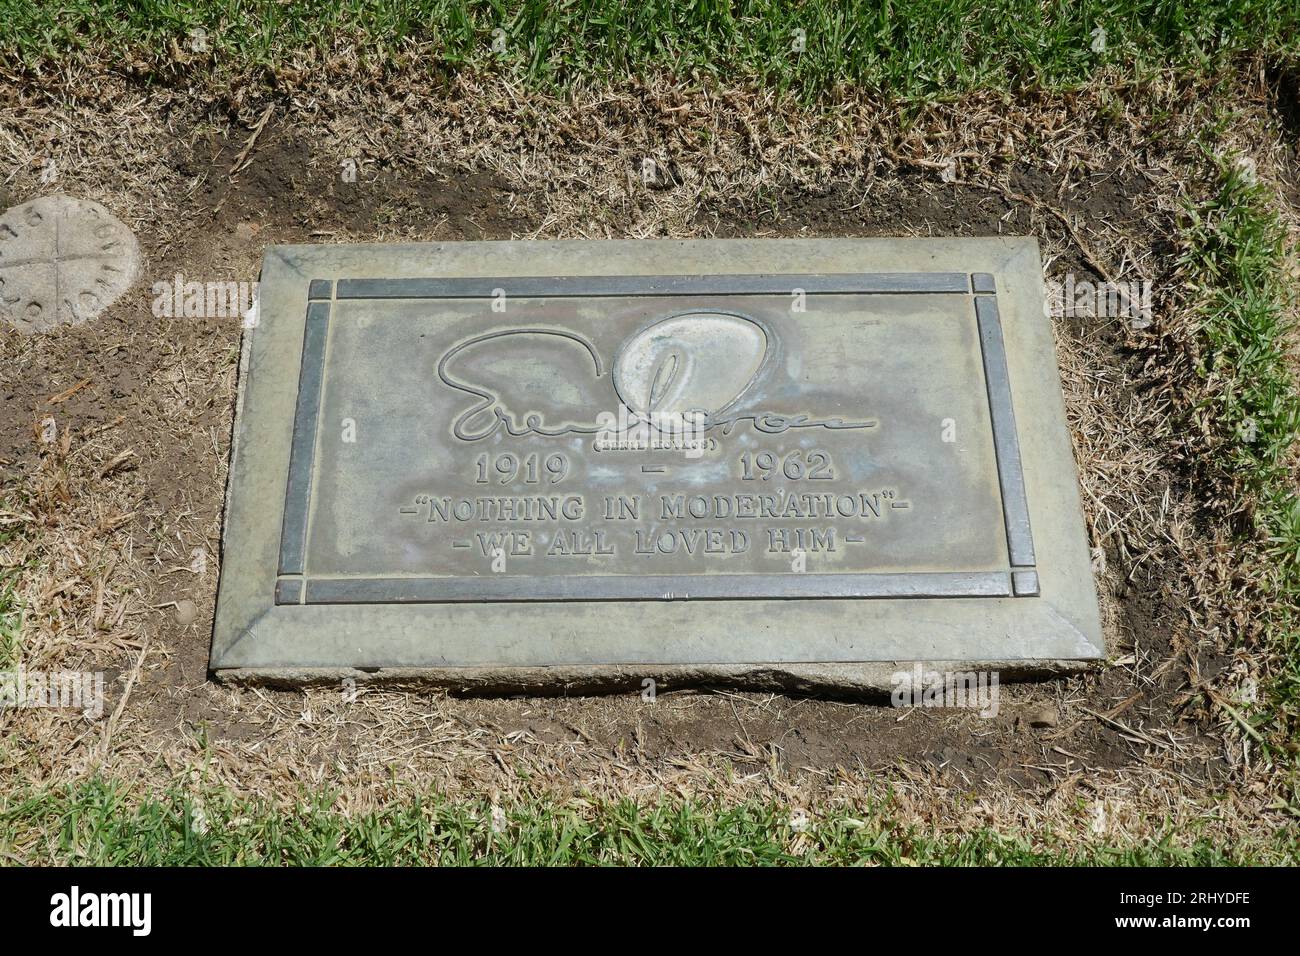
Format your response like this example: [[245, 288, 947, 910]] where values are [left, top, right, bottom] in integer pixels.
[[1, 61, 1298, 857]]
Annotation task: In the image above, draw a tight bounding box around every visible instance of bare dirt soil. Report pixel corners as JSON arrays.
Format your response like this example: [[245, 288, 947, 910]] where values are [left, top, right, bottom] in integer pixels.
[[1, 68, 1296, 847]]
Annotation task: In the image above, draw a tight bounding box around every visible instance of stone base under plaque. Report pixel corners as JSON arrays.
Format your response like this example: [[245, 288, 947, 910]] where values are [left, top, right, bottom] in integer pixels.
[[215, 660, 1089, 699], [210, 238, 1103, 690]]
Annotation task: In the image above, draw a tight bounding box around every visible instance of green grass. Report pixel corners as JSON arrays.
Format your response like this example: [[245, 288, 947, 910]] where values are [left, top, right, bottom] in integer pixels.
[[0, 780, 1287, 865], [1180, 157, 1300, 758], [0, 524, 21, 673], [0, 1, 1297, 98], [0, 590, 17, 673]]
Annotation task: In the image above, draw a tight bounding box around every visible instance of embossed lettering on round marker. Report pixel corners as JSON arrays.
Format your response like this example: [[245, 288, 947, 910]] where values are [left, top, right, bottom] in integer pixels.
[[0, 195, 140, 333]]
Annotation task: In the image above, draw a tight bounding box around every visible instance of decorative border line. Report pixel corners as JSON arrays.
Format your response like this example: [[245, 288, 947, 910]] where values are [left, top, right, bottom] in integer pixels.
[[336, 273, 971, 299], [974, 289, 1036, 570], [275, 272, 1039, 604], [277, 297, 330, 580], [292, 571, 1012, 603]]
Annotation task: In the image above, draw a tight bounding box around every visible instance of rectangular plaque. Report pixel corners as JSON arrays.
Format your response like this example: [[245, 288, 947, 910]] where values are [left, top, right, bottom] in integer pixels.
[[211, 239, 1102, 683]]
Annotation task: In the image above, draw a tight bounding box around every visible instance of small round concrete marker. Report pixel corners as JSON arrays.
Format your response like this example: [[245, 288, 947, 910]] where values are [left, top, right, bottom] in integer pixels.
[[0, 194, 139, 334]]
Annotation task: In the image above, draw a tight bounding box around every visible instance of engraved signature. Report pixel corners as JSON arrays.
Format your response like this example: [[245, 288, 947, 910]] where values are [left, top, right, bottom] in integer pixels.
[[437, 322, 875, 442]]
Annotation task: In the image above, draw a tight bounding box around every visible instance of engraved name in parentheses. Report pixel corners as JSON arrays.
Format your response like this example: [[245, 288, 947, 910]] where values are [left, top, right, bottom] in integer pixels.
[[450, 404, 877, 443]]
